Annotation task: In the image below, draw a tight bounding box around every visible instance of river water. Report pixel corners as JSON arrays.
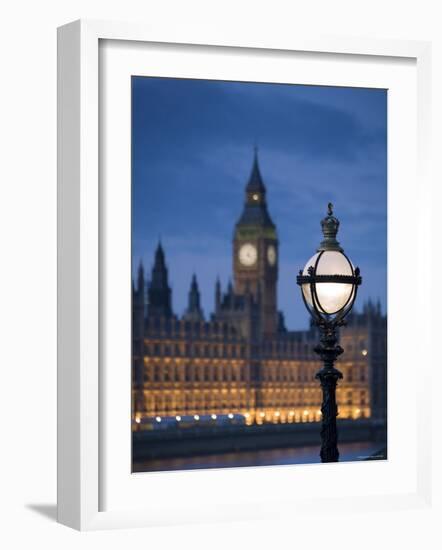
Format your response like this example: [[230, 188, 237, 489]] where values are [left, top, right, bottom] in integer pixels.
[[133, 441, 386, 473]]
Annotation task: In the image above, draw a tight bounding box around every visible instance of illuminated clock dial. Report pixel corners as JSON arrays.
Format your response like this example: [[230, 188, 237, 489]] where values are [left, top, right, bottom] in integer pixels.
[[238, 243, 257, 266], [267, 245, 276, 266]]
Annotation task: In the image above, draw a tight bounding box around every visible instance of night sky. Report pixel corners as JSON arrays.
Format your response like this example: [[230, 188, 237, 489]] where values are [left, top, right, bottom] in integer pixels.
[[132, 77, 387, 330]]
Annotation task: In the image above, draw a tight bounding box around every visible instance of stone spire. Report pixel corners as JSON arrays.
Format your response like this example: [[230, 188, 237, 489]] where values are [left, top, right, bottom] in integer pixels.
[[235, 148, 275, 229], [215, 276, 221, 312], [137, 260, 144, 295], [246, 146, 267, 195], [183, 274, 204, 321], [147, 242, 173, 318], [134, 260, 145, 313]]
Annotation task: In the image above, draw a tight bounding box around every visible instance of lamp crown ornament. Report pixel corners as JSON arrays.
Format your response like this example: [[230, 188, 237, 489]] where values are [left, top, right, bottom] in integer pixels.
[[319, 202, 343, 252]]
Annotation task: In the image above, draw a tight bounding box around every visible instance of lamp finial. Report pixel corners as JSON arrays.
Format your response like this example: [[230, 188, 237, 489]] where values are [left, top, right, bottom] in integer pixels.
[[318, 203, 343, 252]]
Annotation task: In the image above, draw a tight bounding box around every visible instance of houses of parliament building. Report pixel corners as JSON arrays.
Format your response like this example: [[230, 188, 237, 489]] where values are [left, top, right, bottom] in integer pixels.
[[132, 153, 387, 429]]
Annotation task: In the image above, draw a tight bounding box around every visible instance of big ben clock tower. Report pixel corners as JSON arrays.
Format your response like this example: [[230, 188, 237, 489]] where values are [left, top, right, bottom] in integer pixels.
[[233, 149, 278, 336]]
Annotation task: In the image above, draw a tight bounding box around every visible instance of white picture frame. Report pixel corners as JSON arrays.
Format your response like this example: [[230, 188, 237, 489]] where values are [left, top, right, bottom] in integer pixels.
[[57, 19, 433, 531]]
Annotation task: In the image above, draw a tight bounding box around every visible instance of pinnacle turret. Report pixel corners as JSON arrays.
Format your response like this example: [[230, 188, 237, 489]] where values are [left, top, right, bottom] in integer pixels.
[[183, 273, 204, 321], [147, 242, 173, 318], [137, 260, 144, 291], [215, 277, 221, 311]]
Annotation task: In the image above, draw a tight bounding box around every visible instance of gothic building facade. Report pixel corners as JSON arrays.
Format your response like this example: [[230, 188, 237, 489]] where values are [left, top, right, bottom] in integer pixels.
[[132, 153, 387, 429]]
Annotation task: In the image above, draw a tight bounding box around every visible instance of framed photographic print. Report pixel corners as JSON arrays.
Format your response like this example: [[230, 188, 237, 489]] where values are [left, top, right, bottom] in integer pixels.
[[130, 76, 386, 473], [57, 20, 432, 530]]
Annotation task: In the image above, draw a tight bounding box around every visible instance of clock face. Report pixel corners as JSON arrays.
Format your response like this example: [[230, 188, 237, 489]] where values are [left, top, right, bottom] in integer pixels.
[[267, 245, 276, 266], [238, 243, 257, 266]]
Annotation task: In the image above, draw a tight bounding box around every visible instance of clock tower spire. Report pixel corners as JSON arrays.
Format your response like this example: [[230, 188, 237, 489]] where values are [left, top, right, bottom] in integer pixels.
[[233, 149, 278, 336]]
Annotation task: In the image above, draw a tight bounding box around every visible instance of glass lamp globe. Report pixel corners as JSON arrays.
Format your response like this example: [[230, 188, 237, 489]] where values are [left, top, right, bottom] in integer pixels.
[[302, 251, 355, 315], [297, 203, 361, 321]]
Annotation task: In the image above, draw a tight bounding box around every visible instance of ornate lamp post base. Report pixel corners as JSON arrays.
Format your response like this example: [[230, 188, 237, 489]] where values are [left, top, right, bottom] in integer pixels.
[[314, 325, 344, 463], [316, 364, 343, 462]]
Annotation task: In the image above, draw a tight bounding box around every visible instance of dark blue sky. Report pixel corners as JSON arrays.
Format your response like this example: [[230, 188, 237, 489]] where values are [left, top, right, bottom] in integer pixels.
[[132, 77, 387, 330]]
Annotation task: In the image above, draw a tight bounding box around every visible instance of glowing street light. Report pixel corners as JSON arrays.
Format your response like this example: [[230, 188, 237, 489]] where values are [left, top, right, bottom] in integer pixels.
[[297, 203, 361, 462]]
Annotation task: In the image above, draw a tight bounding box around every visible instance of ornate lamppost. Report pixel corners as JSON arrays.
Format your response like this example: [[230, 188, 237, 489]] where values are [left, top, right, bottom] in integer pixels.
[[296, 203, 362, 463]]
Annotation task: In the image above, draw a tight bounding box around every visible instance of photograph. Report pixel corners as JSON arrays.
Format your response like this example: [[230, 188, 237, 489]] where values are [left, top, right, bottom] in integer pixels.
[[131, 76, 388, 473]]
